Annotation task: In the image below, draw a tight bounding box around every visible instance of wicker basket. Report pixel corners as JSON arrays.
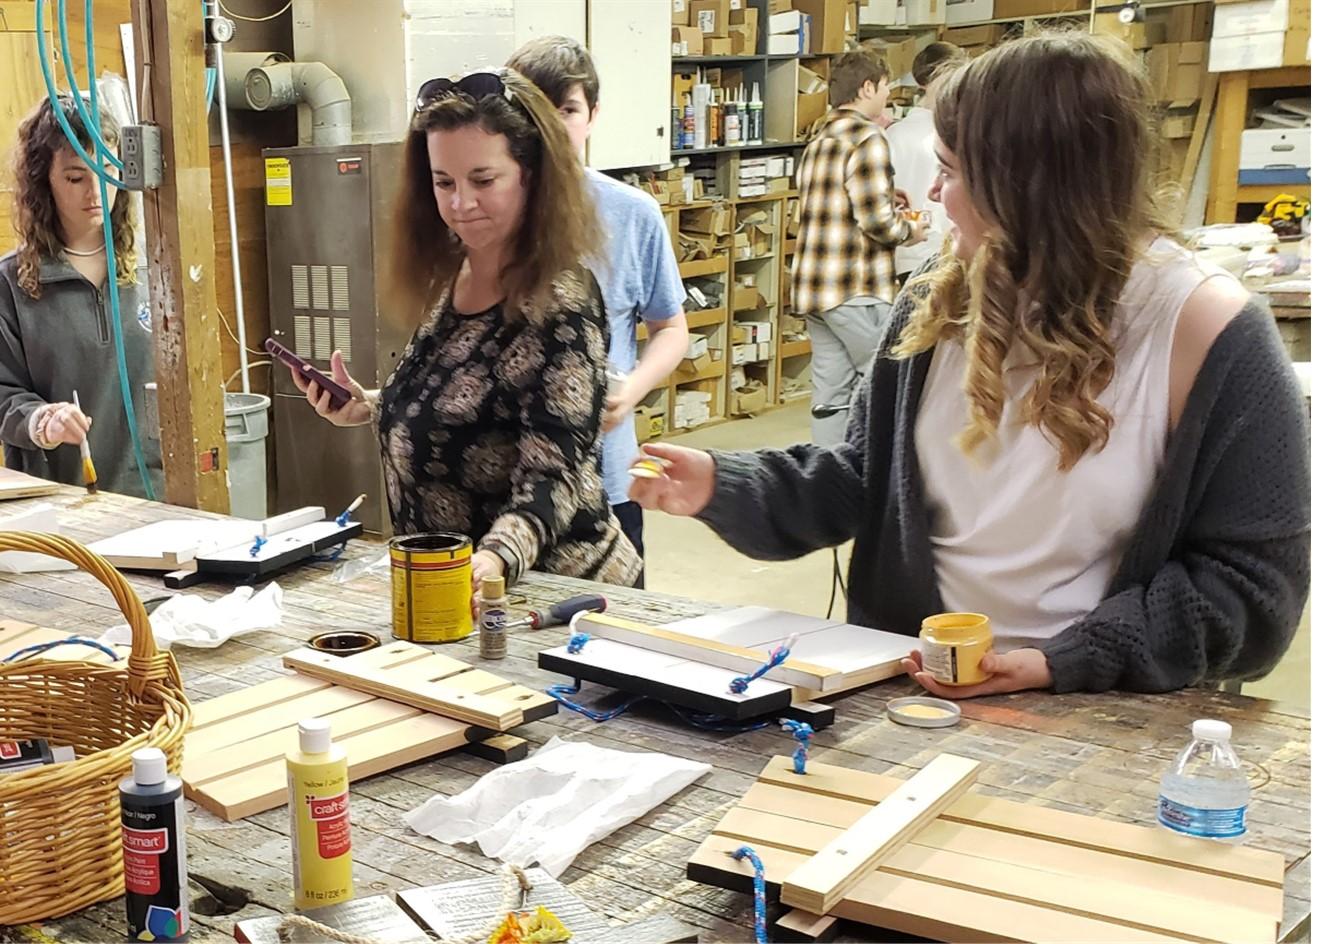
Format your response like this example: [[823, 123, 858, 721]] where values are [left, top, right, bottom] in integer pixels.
[[0, 531, 191, 925]]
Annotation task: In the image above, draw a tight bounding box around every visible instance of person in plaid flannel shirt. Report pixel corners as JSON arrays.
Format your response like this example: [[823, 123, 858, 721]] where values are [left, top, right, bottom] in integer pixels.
[[793, 50, 927, 445]]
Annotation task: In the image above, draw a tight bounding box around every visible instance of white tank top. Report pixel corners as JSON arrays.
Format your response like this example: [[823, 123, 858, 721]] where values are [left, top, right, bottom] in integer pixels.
[[914, 238, 1230, 648]]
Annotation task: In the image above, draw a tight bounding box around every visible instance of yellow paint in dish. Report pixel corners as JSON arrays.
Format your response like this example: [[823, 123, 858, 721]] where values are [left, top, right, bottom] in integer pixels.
[[896, 704, 955, 720]]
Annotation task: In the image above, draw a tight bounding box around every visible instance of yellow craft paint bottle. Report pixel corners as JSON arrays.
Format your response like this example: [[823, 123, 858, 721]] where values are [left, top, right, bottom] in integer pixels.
[[286, 718, 354, 910], [919, 613, 993, 686]]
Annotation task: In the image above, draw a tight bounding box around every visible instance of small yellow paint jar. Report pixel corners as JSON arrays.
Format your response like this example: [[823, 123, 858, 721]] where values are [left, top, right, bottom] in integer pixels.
[[919, 612, 992, 686]]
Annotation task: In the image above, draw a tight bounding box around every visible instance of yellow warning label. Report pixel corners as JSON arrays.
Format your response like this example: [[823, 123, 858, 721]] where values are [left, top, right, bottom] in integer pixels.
[[264, 157, 292, 206]]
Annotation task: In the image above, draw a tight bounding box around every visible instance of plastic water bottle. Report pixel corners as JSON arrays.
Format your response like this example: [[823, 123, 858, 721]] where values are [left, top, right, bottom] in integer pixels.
[[1157, 719, 1249, 842]]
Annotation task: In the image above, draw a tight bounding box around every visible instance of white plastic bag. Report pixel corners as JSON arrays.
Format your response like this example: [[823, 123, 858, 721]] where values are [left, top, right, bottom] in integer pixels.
[[99, 582, 283, 649], [0, 504, 75, 573], [404, 736, 710, 877]]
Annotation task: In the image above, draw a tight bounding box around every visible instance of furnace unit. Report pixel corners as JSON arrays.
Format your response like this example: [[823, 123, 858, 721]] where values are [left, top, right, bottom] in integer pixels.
[[264, 142, 411, 534]]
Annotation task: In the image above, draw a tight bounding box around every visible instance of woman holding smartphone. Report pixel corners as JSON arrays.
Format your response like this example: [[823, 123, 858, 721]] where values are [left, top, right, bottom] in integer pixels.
[[290, 68, 640, 598]]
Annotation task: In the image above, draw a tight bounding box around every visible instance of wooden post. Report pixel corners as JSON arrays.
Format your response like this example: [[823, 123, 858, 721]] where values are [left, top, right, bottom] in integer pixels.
[[1206, 70, 1248, 225], [131, 0, 230, 512]]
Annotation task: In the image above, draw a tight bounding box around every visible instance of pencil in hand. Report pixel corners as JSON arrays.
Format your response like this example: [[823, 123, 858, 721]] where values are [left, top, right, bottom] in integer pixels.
[[72, 390, 97, 494]]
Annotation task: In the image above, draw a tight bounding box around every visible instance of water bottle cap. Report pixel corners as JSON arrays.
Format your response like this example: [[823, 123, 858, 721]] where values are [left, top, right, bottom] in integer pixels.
[[1193, 719, 1232, 742], [131, 747, 167, 785], [299, 717, 332, 754]]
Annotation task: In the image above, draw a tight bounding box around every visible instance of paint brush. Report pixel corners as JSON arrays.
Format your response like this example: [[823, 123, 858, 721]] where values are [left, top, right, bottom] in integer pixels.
[[72, 390, 97, 494]]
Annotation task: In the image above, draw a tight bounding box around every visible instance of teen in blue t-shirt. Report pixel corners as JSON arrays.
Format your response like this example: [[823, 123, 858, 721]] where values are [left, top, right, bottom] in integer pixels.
[[508, 37, 688, 582]]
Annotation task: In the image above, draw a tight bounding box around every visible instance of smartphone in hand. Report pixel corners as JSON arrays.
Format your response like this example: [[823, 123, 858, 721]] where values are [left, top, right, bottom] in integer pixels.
[[265, 338, 354, 410]]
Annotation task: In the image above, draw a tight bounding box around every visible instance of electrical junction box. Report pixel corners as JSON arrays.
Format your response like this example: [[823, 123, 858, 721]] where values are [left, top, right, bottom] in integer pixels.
[[120, 124, 163, 191]]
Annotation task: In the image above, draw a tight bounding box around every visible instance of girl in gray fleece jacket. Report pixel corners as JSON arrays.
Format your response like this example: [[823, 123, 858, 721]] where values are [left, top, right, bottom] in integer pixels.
[[0, 96, 161, 498], [630, 35, 1309, 697]]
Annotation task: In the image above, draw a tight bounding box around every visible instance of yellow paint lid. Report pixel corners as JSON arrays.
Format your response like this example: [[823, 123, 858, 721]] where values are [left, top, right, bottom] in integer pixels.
[[887, 696, 961, 728]]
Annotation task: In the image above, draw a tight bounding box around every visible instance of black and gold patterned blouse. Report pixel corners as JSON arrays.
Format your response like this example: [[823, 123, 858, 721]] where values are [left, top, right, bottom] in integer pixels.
[[376, 268, 640, 588]]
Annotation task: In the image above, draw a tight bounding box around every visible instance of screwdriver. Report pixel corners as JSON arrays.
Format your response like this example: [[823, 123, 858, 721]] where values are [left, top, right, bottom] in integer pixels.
[[505, 593, 607, 631]]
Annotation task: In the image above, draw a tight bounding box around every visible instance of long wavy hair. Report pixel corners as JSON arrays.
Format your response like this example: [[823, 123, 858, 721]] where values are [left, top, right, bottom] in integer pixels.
[[387, 68, 599, 324], [895, 32, 1174, 470], [11, 95, 136, 299]]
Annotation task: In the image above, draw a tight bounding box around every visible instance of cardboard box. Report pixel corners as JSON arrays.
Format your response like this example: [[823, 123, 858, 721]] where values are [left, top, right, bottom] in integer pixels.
[[706, 36, 734, 53], [1167, 2, 1213, 41], [685, 334, 710, 359], [731, 6, 760, 27], [673, 71, 695, 106], [1094, 12, 1167, 47], [900, 0, 946, 25], [796, 89, 830, 137], [793, 0, 848, 52], [1208, 24, 1309, 69], [684, 204, 733, 234], [634, 406, 666, 443], [1241, 128, 1311, 169], [673, 0, 690, 24], [730, 343, 756, 365], [945, 0, 993, 22], [729, 22, 758, 52], [730, 382, 769, 415], [1161, 111, 1196, 138], [1211, 0, 1288, 36], [691, 0, 732, 35], [677, 351, 713, 376], [991, 0, 1084, 18], [944, 22, 1005, 43], [756, 341, 773, 360], [1147, 42, 1206, 104], [769, 0, 795, 11], [860, 0, 900, 22], [733, 284, 765, 310], [865, 36, 920, 80], [673, 25, 705, 54]]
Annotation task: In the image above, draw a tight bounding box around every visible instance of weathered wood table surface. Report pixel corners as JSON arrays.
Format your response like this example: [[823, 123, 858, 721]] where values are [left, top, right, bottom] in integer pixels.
[[2, 487, 1310, 943]]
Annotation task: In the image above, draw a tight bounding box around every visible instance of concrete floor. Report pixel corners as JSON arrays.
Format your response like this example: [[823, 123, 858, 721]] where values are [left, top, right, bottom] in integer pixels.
[[642, 401, 1311, 709]]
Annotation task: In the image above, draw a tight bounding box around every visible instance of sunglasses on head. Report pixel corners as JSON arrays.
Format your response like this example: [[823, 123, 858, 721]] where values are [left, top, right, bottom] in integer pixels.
[[414, 70, 516, 113]]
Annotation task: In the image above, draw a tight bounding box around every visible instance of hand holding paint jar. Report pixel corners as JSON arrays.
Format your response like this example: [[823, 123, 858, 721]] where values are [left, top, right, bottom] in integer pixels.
[[918, 613, 993, 687]]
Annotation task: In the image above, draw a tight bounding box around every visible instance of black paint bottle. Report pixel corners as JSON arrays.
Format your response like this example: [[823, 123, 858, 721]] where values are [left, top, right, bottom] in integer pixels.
[[120, 747, 190, 942]]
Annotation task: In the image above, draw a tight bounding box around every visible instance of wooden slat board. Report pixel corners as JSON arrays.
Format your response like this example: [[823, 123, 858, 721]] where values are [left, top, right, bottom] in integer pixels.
[[0, 468, 61, 500], [0, 619, 130, 664], [688, 755, 1285, 944], [184, 644, 558, 821], [539, 606, 911, 721], [781, 753, 980, 913], [283, 641, 556, 731]]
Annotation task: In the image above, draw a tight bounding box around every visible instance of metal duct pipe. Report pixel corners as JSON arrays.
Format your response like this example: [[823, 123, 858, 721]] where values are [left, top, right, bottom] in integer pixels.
[[246, 60, 352, 146], [221, 51, 289, 106]]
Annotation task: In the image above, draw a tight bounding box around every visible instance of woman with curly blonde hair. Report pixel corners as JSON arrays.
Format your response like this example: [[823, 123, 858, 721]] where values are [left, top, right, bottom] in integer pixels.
[[289, 68, 640, 601], [0, 94, 161, 496], [630, 33, 1309, 697]]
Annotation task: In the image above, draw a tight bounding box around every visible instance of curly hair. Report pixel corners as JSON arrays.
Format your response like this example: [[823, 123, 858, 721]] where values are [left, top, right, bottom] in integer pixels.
[[895, 32, 1176, 471], [11, 95, 137, 299], [387, 68, 599, 325]]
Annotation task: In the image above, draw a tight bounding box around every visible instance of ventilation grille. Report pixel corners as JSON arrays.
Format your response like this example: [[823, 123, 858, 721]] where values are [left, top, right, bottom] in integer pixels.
[[310, 266, 330, 310], [291, 266, 309, 309], [293, 315, 312, 358], [333, 318, 353, 363], [331, 266, 350, 311], [313, 317, 332, 360]]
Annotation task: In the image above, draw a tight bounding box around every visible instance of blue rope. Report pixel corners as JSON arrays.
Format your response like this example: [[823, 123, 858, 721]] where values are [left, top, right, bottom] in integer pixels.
[[249, 535, 267, 557], [548, 680, 643, 722], [780, 719, 814, 774], [3, 637, 121, 663], [545, 680, 773, 732], [729, 634, 798, 695], [731, 845, 768, 944], [566, 632, 590, 654]]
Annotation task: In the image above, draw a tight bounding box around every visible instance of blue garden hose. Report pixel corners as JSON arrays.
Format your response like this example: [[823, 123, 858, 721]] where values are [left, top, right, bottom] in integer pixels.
[[59, 0, 123, 170]]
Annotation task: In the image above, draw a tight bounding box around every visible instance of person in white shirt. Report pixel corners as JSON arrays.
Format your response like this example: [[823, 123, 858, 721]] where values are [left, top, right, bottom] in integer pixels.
[[886, 42, 965, 278]]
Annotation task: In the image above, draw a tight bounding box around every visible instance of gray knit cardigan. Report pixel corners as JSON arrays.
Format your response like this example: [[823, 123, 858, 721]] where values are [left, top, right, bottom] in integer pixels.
[[698, 286, 1310, 693]]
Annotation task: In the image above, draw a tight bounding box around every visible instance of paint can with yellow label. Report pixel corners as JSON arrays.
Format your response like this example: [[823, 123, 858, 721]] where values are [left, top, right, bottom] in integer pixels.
[[919, 612, 993, 686], [389, 532, 473, 642]]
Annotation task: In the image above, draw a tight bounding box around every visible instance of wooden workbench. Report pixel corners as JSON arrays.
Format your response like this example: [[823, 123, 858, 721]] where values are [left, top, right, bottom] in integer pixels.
[[2, 487, 1310, 943]]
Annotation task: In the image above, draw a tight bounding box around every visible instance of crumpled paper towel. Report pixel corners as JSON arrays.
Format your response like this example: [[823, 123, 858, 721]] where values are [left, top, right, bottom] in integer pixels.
[[99, 583, 283, 649], [403, 736, 710, 877]]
